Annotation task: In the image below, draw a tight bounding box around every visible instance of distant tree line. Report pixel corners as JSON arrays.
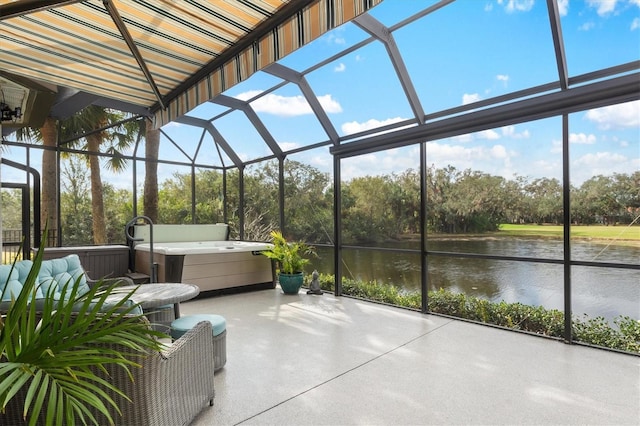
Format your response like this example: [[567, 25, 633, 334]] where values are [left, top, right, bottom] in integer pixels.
[[2, 160, 638, 246]]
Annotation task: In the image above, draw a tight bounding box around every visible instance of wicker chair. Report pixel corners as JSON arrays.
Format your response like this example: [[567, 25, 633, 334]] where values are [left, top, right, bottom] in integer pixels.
[[0, 321, 216, 426]]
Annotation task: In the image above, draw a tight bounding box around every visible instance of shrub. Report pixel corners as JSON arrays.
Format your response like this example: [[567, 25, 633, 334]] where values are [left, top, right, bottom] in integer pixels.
[[308, 274, 639, 354]]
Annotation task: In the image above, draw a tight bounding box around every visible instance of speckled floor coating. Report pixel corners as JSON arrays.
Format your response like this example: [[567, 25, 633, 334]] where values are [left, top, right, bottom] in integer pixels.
[[181, 287, 639, 426]]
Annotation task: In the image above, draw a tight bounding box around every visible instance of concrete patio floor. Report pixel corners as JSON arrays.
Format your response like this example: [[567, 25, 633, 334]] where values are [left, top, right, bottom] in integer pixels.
[[183, 287, 640, 426]]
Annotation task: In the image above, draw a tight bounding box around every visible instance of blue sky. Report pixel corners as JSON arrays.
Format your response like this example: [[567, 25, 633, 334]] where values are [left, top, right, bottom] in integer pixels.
[[155, 0, 639, 188], [2, 0, 639, 189]]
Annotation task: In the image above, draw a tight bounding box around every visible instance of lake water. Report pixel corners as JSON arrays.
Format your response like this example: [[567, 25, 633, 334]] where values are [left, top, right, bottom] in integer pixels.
[[312, 239, 639, 322]]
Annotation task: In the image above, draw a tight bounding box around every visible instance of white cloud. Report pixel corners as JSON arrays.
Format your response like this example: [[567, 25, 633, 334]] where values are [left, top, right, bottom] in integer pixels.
[[497, 74, 509, 85], [456, 126, 530, 142], [572, 151, 638, 182], [236, 89, 264, 101], [556, 0, 569, 16], [586, 0, 617, 16], [452, 133, 474, 143], [278, 142, 299, 152], [341, 146, 423, 180], [425, 142, 520, 179], [575, 151, 627, 167], [585, 100, 640, 130], [502, 125, 530, 139], [570, 133, 597, 144], [309, 154, 332, 169], [478, 129, 501, 140], [490, 145, 509, 158], [323, 31, 346, 45], [579, 21, 595, 31], [334, 63, 346, 72], [236, 90, 342, 116], [340, 154, 382, 180], [532, 159, 561, 176], [462, 93, 481, 105], [498, 0, 535, 13], [341, 117, 407, 135], [317, 95, 342, 113], [632, 17, 640, 30]]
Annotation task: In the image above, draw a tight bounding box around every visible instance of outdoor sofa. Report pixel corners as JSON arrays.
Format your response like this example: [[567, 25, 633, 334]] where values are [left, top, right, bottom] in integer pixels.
[[0, 255, 216, 425]]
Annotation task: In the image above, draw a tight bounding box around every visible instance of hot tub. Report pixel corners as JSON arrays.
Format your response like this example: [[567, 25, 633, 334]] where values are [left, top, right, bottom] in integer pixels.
[[131, 224, 274, 293]]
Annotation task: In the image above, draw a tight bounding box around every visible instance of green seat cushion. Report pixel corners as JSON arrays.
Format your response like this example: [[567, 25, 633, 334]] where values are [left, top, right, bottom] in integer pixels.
[[0, 260, 44, 301], [38, 254, 89, 299], [171, 314, 226, 339]]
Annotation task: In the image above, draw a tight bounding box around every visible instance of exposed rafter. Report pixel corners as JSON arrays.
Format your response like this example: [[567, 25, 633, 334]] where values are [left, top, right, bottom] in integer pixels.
[[102, 0, 164, 109]]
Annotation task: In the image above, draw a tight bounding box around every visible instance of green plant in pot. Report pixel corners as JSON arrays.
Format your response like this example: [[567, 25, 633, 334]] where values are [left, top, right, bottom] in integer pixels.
[[262, 230, 315, 295], [0, 241, 165, 426]]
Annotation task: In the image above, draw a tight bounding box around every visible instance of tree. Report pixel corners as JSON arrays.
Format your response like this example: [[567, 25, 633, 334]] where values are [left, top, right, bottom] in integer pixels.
[[384, 169, 421, 237], [1, 188, 22, 230], [611, 172, 640, 224], [13, 116, 58, 243], [242, 160, 280, 237], [342, 175, 396, 243], [426, 165, 457, 233], [143, 119, 159, 223], [157, 172, 195, 224], [60, 107, 139, 244], [283, 159, 332, 242], [444, 170, 507, 233], [523, 177, 563, 224], [60, 156, 92, 245]]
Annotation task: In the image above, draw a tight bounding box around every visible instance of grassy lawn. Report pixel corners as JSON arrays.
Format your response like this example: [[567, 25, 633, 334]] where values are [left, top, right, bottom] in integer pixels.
[[498, 223, 640, 242]]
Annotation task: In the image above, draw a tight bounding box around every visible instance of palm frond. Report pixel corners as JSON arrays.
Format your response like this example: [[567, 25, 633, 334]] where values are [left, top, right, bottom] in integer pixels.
[[1, 233, 165, 425]]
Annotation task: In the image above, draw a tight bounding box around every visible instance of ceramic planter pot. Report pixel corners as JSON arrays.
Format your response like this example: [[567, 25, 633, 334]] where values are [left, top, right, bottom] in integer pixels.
[[278, 272, 304, 294]]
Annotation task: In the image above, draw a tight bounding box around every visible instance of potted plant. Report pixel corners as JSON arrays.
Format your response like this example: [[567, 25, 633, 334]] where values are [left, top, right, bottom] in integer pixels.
[[262, 230, 315, 295], [0, 241, 165, 426]]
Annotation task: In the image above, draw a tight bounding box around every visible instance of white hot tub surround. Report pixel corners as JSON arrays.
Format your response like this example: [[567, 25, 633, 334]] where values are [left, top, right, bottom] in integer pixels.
[[132, 224, 274, 293]]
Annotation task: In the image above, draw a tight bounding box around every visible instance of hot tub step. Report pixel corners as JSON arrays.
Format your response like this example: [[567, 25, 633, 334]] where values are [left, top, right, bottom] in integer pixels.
[[126, 272, 150, 284]]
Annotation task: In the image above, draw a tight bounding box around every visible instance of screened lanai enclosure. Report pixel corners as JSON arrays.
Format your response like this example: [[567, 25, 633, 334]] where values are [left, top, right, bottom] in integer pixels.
[[1, 0, 639, 354]]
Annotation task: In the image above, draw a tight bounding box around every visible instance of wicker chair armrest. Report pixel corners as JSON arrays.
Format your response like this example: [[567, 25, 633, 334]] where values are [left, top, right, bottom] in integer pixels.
[[161, 321, 213, 359], [145, 321, 216, 424]]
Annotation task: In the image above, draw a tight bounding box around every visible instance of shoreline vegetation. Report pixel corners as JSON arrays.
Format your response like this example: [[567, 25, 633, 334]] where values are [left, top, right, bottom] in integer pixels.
[[310, 274, 640, 354], [313, 223, 639, 354], [409, 224, 640, 248]]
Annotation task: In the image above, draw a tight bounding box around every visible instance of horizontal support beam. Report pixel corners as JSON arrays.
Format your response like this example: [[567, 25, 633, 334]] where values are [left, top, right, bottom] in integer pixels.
[[332, 73, 640, 158]]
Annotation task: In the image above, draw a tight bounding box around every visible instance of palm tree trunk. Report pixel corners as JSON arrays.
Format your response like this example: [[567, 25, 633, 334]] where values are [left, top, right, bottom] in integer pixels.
[[87, 133, 107, 244], [40, 117, 58, 245], [143, 121, 160, 223]]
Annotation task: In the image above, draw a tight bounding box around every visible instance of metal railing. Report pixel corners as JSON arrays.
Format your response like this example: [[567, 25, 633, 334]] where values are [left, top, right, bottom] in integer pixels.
[[1, 229, 58, 263]]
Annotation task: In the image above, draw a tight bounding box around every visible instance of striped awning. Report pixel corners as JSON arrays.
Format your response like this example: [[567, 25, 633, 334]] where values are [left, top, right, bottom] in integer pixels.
[[0, 0, 382, 128]]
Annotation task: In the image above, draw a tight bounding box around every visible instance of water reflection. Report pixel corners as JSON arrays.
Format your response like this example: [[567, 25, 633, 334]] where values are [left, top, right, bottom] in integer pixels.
[[312, 239, 639, 321]]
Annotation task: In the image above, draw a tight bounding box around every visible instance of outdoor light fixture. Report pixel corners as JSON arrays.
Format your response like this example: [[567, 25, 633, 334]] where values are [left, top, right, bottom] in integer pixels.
[[0, 102, 21, 121]]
